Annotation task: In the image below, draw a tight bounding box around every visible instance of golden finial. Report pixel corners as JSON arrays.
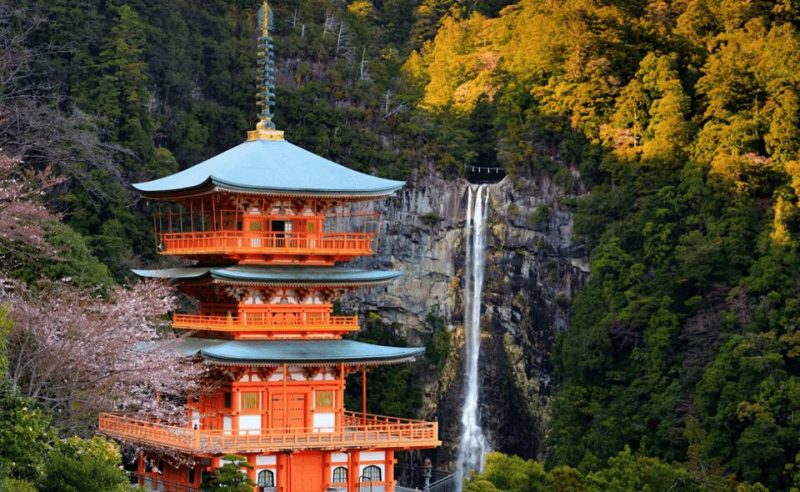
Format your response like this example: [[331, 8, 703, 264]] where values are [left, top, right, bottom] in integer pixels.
[[248, 0, 284, 141]]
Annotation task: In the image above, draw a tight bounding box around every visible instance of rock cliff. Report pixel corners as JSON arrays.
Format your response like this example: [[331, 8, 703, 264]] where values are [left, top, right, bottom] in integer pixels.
[[345, 169, 589, 467]]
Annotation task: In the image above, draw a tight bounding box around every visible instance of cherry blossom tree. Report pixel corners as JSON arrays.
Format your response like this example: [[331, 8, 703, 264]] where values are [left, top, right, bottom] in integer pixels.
[[1, 278, 202, 435], [0, 151, 61, 259]]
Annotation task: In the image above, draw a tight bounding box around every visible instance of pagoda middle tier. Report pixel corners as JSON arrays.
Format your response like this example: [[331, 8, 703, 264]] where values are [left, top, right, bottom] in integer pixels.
[[135, 266, 401, 339]]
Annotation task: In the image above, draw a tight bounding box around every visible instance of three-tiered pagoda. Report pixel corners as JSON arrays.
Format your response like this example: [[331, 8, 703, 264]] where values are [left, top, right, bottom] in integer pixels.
[[98, 3, 440, 491]]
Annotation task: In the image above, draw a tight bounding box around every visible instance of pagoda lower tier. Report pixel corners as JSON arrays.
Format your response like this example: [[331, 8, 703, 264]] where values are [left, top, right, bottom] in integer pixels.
[[126, 448, 409, 492], [99, 339, 439, 492]]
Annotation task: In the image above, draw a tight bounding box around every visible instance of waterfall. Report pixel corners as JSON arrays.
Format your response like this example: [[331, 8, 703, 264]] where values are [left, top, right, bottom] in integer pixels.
[[456, 184, 491, 489]]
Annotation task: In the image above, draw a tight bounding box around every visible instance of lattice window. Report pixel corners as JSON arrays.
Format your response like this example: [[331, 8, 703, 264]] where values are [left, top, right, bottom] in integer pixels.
[[241, 391, 260, 410], [361, 465, 381, 482], [258, 469, 275, 487], [332, 466, 347, 483], [316, 390, 334, 409]]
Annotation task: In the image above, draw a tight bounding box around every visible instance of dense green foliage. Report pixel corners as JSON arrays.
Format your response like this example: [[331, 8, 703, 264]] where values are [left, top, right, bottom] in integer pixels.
[[10, 221, 114, 291], [39, 437, 129, 492], [466, 450, 766, 492], [0, 384, 54, 484]]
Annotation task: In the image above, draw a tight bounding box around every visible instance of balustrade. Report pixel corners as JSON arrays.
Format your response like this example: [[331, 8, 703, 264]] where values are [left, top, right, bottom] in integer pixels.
[[172, 312, 358, 332], [158, 230, 373, 257], [99, 411, 439, 454], [172, 304, 359, 333]]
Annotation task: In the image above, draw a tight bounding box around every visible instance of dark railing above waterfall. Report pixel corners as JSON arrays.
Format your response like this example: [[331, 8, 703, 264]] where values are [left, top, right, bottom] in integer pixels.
[[395, 463, 453, 491], [396, 474, 457, 492], [466, 165, 505, 184]]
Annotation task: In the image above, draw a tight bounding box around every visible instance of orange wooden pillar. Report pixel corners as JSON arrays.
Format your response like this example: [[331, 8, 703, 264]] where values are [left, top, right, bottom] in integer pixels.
[[283, 363, 289, 422], [247, 454, 257, 487], [277, 453, 289, 492], [286, 453, 293, 492], [361, 366, 367, 424], [338, 363, 346, 429], [386, 450, 395, 491], [137, 450, 144, 486], [349, 451, 360, 492], [232, 386, 240, 435], [323, 452, 332, 489]]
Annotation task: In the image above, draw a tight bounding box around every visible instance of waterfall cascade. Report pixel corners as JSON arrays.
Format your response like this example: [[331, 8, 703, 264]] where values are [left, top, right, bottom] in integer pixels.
[[455, 184, 491, 489]]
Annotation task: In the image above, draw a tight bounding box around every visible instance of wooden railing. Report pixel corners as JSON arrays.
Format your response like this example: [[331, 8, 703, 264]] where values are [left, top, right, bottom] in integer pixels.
[[172, 309, 359, 333], [99, 411, 439, 454], [158, 231, 373, 256], [129, 473, 198, 492]]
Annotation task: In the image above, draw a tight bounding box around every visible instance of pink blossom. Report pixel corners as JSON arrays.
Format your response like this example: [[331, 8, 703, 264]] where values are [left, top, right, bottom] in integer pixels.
[[1, 278, 203, 434]]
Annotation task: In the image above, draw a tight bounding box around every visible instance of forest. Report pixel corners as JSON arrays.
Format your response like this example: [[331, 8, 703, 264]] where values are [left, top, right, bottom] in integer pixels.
[[1, 0, 800, 490]]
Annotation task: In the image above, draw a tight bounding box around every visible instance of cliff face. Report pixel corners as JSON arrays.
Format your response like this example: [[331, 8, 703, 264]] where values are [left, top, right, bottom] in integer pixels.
[[345, 170, 589, 466]]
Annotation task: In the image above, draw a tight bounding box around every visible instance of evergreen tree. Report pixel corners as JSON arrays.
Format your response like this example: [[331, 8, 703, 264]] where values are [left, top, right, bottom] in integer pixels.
[[82, 4, 153, 159], [201, 454, 255, 492]]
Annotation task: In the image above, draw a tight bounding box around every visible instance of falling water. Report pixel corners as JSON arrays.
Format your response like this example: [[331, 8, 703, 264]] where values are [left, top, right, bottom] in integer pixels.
[[456, 184, 491, 489]]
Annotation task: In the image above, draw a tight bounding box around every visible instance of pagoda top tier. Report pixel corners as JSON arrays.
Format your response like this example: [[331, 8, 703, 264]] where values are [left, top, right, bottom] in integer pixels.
[[132, 139, 404, 200]]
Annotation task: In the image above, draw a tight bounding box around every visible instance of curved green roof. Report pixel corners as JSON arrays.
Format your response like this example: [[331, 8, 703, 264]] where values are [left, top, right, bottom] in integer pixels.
[[132, 139, 404, 198], [132, 266, 402, 286], [173, 338, 423, 366]]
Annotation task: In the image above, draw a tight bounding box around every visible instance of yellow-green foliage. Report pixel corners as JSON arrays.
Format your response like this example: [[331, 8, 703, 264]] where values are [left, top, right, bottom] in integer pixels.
[[56, 436, 122, 466], [407, 0, 800, 185]]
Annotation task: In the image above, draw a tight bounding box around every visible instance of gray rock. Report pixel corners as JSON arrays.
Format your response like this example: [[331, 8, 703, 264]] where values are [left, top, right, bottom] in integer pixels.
[[345, 169, 589, 467]]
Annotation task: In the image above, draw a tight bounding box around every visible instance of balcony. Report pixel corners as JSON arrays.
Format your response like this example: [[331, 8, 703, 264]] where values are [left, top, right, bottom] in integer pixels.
[[158, 231, 373, 261], [99, 411, 440, 454], [172, 309, 358, 336]]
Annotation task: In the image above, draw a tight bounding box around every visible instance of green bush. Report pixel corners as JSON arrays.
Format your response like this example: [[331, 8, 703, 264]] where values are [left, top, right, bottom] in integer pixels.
[[201, 454, 254, 492], [38, 437, 127, 492], [0, 387, 54, 483]]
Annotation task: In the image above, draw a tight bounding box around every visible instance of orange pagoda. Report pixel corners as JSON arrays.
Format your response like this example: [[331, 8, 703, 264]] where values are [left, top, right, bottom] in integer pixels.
[[98, 2, 440, 491]]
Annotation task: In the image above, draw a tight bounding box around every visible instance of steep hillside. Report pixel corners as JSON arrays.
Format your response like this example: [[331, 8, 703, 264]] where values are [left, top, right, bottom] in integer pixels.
[[402, 1, 800, 488]]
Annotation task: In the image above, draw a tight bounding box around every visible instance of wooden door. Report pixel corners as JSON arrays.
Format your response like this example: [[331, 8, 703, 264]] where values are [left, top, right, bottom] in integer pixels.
[[270, 393, 307, 429], [271, 220, 286, 247], [248, 219, 263, 248], [290, 453, 323, 491]]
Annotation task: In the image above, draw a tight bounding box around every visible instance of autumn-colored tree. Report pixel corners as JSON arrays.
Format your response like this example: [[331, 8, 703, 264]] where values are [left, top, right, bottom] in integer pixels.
[[604, 52, 691, 164]]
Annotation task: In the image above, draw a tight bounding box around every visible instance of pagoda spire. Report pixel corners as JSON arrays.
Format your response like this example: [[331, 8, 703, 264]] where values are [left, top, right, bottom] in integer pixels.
[[248, 0, 284, 141]]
